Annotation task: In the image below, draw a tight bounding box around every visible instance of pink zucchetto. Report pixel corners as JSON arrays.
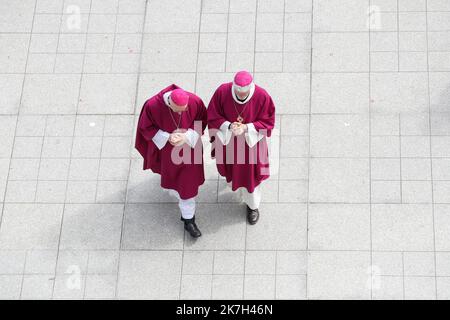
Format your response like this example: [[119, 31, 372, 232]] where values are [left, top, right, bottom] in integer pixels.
[[233, 71, 253, 88], [170, 88, 189, 106]]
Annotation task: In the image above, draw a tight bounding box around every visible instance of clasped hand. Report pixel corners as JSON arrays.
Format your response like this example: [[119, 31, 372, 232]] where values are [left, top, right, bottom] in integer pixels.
[[230, 122, 247, 136], [169, 132, 187, 146]]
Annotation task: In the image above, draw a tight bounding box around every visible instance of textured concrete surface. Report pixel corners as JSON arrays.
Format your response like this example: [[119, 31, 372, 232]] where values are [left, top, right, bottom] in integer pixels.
[[1, 0, 450, 299]]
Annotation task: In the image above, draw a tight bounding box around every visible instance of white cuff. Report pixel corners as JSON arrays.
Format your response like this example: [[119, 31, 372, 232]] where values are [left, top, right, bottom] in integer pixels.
[[185, 129, 200, 148], [152, 129, 170, 150], [245, 123, 264, 148], [216, 121, 232, 145]]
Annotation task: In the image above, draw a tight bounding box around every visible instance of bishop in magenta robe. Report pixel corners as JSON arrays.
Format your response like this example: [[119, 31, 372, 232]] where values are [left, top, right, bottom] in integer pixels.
[[135, 85, 206, 238], [207, 71, 276, 224]]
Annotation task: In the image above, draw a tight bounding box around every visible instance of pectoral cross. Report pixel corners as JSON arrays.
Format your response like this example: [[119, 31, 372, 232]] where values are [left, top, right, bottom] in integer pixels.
[[237, 115, 243, 123]]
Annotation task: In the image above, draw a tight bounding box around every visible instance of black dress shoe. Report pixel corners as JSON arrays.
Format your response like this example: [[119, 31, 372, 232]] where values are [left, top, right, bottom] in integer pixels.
[[246, 206, 259, 225], [181, 216, 202, 238]]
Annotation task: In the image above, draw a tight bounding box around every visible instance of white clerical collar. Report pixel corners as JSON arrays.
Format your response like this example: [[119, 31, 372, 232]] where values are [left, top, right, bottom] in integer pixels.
[[163, 91, 171, 107], [231, 82, 255, 104], [163, 90, 182, 114]]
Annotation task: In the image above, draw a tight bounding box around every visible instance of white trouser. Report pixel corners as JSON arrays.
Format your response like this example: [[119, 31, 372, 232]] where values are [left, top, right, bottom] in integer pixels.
[[228, 183, 262, 210], [166, 189, 196, 220]]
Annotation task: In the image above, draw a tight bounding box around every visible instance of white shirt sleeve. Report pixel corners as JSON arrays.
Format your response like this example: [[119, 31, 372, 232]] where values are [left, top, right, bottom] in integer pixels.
[[215, 121, 233, 145], [245, 123, 264, 148], [185, 128, 200, 148], [152, 129, 170, 150]]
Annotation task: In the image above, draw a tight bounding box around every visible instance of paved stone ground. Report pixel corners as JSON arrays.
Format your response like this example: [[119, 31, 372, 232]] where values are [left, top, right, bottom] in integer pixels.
[[1, 0, 450, 300]]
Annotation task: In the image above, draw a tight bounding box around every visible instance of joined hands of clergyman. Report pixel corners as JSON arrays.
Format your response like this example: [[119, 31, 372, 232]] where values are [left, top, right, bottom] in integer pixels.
[[169, 129, 187, 146], [231, 122, 247, 136]]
